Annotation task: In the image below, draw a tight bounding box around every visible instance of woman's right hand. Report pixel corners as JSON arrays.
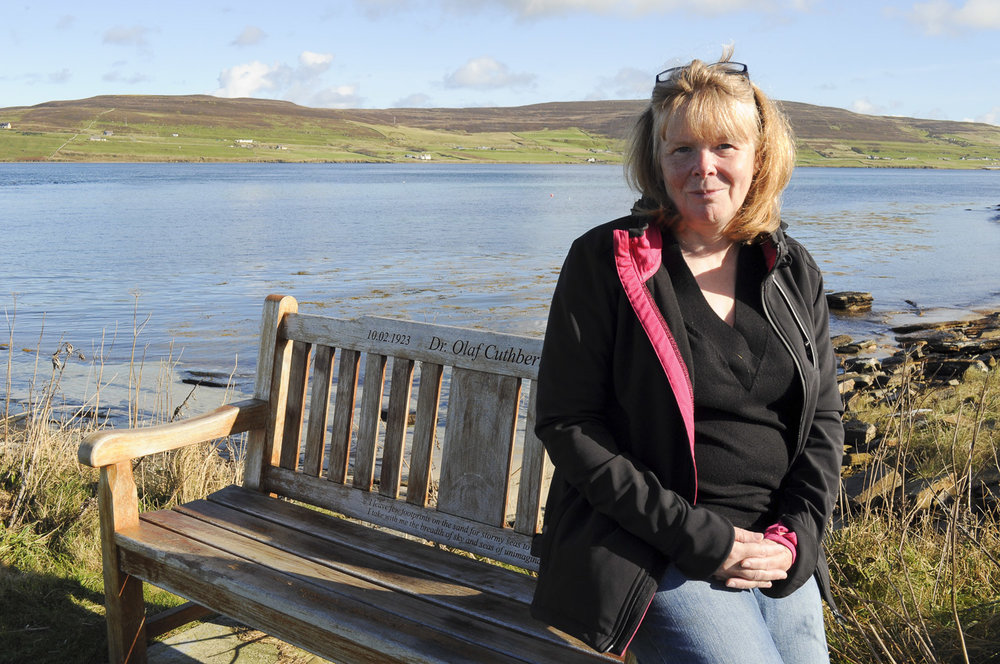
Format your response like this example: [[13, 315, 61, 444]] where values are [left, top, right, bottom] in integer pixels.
[[713, 527, 791, 590]]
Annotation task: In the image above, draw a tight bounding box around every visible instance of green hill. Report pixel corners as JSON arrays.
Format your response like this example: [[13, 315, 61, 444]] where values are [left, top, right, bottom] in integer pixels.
[[1, 94, 999, 167]]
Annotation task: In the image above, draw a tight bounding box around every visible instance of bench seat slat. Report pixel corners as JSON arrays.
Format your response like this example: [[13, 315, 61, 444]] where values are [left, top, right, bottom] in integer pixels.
[[121, 509, 609, 663], [117, 520, 514, 664], [169, 500, 588, 653], [207, 485, 536, 597]]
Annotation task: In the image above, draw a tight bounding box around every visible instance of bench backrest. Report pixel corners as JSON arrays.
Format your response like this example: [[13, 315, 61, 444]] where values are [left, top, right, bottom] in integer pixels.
[[242, 295, 549, 571]]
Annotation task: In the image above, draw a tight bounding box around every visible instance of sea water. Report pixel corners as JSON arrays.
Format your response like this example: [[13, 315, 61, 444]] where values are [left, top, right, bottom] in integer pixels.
[[2, 163, 998, 417]]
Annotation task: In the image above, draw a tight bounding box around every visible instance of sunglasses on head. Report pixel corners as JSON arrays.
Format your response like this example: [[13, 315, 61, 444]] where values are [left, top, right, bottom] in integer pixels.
[[655, 61, 749, 85]]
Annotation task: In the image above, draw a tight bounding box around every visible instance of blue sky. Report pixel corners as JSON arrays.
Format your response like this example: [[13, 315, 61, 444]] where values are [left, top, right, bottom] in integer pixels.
[[3, 0, 999, 125]]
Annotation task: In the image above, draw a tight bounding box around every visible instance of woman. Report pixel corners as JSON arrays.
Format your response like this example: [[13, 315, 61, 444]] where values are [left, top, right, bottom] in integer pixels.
[[529, 53, 844, 664]]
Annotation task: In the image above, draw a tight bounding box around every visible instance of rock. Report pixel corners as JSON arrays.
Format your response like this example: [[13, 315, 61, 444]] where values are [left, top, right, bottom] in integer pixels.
[[922, 358, 990, 381], [972, 468, 1000, 513], [843, 467, 904, 508], [843, 419, 877, 446], [841, 391, 867, 412], [838, 372, 874, 393], [843, 451, 873, 467], [180, 369, 233, 388], [831, 334, 853, 348], [834, 338, 876, 355], [905, 474, 958, 511], [827, 291, 874, 312], [844, 357, 881, 373]]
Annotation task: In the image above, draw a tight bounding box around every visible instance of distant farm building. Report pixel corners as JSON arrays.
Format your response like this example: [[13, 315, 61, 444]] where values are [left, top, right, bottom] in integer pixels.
[[0, 122, 11, 129], [103, 130, 113, 136]]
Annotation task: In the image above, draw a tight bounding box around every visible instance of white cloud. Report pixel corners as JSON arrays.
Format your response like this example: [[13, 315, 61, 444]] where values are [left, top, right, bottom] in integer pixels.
[[444, 57, 535, 90], [976, 106, 1000, 125], [299, 51, 334, 72], [851, 98, 884, 115], [214, 52, 346, 105], [103, 25, 153, 47], [215, 61, 277, 98], [56, 15, 76, 30], [310, 85, 363, 108], [908, 0, 1000, 34], [232, 26, 267, 46]]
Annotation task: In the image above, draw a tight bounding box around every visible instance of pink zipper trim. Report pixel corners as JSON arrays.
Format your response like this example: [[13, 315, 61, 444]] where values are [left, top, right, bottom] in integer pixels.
[[613, 226, 697, 500]]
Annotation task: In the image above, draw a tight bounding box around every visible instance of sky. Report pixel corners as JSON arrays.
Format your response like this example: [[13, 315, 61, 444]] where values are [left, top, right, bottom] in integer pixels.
[[3, 0, 999, 125]]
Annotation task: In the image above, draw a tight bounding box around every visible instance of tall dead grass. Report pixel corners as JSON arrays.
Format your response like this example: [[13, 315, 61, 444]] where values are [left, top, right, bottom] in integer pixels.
[[826, 363, 1000, 664], [0, 302, 243, 661]]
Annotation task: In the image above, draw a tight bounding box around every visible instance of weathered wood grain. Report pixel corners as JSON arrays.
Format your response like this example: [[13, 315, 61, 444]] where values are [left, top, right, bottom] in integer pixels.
[[279, 340, 312, 470], [79, 400, 268, 467], [353, 353, 387, 490], [99, 461, 147, 664], [283, 313, 542, 380], [263, 467, 538, 571], [302, 344, 335, 477], [204, 486, 536, 602], [244, 295, 298, 490], [117, 522, 504, 664], [379, 357, 415, 499], [515, 381, 549, 536], [407, 362, 443, 507], [437, 368, 520, 526], [328, 348, 360, 484]]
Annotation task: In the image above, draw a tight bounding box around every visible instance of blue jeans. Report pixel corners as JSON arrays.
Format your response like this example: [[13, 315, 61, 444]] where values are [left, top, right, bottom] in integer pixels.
[[627, 565, 829, 664]]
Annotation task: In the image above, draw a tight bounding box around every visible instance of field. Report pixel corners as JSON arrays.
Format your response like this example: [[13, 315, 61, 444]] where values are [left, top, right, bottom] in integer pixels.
[[2, 95, 999, 167]]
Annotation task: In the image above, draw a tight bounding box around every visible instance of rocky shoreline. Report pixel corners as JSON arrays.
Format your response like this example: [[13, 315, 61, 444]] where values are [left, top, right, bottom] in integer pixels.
[[827, 291, 1000, 518]]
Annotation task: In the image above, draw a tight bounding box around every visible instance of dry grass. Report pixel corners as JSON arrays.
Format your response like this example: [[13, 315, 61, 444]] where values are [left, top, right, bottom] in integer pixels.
[[826, 365, 1000, 664], [0, 307, 242, 662]]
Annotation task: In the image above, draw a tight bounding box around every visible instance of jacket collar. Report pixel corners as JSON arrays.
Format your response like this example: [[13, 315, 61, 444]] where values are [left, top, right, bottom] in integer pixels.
[[761, 222, 791, 271]]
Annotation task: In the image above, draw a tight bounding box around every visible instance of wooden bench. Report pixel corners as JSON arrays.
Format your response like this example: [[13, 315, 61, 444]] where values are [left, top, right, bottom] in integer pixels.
[[79, 294, 619, 664]]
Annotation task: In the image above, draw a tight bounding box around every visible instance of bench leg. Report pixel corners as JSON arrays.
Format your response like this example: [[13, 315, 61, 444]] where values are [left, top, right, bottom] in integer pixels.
[[99, 462, 148, 664]]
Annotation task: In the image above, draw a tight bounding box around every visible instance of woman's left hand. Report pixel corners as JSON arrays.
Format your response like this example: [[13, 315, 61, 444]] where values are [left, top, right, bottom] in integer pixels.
[[714, 528, 794, 590]]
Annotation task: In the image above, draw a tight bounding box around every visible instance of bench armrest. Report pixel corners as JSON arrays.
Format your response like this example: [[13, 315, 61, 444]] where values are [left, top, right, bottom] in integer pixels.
[[79, 399, 269, 468]]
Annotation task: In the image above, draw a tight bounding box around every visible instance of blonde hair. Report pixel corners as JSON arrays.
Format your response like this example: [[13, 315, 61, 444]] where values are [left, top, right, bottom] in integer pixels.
[[625, 51, 796, 243]]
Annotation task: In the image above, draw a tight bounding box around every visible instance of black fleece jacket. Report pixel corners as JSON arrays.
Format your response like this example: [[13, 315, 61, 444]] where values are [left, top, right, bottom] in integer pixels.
[[529, 214, 844, 655]]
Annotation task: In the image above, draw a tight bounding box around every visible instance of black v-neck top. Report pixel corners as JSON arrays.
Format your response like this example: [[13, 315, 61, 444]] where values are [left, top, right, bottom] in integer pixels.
[[663, 236, 800, 530]]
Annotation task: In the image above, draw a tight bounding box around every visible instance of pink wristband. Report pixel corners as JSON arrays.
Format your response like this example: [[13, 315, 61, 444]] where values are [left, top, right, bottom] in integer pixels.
[[763, 523, 798, 565]]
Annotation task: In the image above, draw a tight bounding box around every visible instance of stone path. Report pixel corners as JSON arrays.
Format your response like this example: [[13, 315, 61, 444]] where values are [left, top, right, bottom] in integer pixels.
[[147, 616, 331, 664]]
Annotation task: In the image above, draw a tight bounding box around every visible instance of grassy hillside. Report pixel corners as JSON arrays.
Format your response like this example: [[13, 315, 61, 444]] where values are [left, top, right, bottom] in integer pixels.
[[1, 94, 999, 168]]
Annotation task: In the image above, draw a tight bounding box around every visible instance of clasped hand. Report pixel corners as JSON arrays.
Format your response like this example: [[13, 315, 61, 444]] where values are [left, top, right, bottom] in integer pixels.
[[712, 527, 793, 590]]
